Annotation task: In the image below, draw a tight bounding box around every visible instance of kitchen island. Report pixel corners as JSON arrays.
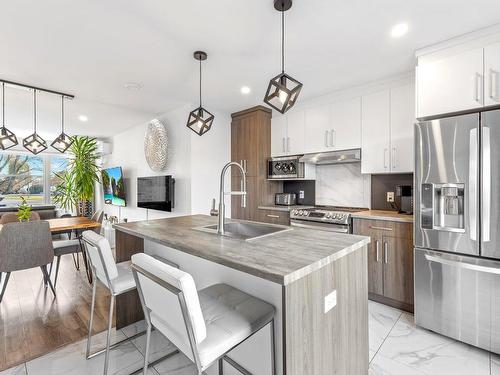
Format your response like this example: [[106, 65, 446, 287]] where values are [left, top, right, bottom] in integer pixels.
[[114, 215, 370, 375]]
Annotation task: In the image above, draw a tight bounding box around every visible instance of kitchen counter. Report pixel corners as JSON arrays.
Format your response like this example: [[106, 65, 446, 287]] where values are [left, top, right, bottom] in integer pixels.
[[257, 204, 314, 212], [114, 214, 369, 285], [351, 210, 413, 223]]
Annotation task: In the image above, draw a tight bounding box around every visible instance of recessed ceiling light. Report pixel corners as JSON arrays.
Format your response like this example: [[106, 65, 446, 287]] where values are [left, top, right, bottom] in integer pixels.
[[391, 23, 409, 38], [240, 86, 251, 95], [124, 82, 142, 90], [78, 115, 88, 122]]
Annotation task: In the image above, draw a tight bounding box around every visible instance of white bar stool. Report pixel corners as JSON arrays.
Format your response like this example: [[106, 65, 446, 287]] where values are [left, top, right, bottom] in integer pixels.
[[81, 231, 178, 375], [131, 252, 276, 375]]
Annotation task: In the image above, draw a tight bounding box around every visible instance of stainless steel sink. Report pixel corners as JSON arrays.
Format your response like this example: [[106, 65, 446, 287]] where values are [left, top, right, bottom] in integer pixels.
[[194, 221, 291, 241]]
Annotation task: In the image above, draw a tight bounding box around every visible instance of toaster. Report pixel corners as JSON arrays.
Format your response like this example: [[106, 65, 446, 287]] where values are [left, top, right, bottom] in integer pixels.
[[275, 193, 297, 206]]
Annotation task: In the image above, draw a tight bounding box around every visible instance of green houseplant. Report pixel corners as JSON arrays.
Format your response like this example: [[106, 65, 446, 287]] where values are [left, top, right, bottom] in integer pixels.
[[17, 196, 33, 222], [53, 136, 100, 217]]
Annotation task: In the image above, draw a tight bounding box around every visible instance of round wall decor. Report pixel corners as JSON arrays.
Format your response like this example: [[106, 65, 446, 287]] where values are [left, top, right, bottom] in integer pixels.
[[144, 119, 168, 171]]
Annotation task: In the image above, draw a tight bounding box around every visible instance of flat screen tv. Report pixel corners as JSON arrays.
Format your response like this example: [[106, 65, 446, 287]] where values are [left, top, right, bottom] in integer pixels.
[[137, 176, 175, 212], [101, 167, 127, 207]]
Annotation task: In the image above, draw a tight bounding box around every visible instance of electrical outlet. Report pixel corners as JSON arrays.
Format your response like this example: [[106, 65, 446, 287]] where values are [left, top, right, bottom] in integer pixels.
[[324, 290, 337, 313], [299, 190, 305, 199], [387, 192, 395, 203]]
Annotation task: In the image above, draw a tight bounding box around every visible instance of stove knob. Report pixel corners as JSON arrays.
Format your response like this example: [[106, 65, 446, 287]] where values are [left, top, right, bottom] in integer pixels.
[[291, 210, 297, 215], [326, 213, 332, 219]]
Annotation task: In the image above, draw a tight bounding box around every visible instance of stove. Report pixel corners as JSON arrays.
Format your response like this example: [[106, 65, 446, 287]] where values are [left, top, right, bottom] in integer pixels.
[[290, 206, 368, 233]]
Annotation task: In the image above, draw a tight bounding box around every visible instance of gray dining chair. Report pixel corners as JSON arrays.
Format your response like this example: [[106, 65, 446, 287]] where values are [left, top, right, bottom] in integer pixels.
[[90, 210, 104, 234], [0, 221, 56, 302], [0, 211, 40, 224]]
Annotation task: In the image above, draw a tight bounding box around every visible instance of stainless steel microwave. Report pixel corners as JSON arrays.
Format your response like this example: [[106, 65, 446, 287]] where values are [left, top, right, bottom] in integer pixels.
[[267, 156, 305, 179]]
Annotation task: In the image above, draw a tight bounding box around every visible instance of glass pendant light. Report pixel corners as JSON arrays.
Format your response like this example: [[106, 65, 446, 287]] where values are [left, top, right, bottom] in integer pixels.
[[264, 0, 303, 114], [51, 96, 74, 153], [186, 51, 214, 136], [23, 89, 47, 155], [0, 82, 18, 150]]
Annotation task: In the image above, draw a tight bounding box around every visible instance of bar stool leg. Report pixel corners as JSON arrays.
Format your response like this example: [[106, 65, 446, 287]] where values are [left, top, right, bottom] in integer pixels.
[[86, 274, 97, 358], [142, 323, 152, 375], [270, 319, 276, 375], [103, 295, 115, 375], [218, 358, 223, 375]]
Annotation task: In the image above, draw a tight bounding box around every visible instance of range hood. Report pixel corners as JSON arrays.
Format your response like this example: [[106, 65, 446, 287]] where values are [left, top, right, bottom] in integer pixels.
[[299, 148, 361, 165]]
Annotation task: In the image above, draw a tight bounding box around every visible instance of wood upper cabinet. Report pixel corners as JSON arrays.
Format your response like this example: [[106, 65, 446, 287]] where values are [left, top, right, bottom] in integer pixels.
[[361, 90, 391, 174], [353, 218, 414, 311], [416, 47, 484, 118], [485, 41, 500, 107]]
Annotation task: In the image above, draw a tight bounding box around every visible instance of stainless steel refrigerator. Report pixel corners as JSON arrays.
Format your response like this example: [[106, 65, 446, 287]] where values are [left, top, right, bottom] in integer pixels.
[[414, 110, 500, 354]]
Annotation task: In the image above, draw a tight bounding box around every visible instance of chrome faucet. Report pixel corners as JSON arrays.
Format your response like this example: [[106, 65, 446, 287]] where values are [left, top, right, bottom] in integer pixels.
[[210, 162, 247, 235]]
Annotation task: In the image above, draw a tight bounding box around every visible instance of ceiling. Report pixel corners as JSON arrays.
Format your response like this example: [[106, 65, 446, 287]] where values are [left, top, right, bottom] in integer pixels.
[[2, 0, 500, 139]]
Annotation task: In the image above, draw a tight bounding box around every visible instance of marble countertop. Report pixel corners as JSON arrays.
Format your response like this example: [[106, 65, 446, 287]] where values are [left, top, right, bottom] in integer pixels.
[[351, 210, 413, 223], [257, 205, 314, 212], [114, 215, 369, 285]]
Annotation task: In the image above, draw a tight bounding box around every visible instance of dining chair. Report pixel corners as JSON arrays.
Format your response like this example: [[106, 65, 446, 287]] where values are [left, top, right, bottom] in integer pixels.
[[0, 211, 40, 224], [131, 252, 276, 375], [90, 210, 104, 234], [0, 221, 56, 302], [81, 230, 179, 375]]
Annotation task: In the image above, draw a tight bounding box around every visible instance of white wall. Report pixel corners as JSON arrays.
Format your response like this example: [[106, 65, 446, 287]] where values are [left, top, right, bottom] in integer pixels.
[[96, 104, 231, 222], [315, 163, 371, 208]]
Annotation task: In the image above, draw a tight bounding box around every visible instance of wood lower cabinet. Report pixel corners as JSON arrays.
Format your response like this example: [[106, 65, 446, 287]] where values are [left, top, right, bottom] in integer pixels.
[[258, 209, 290, 226], [353, 218, 414, 312]]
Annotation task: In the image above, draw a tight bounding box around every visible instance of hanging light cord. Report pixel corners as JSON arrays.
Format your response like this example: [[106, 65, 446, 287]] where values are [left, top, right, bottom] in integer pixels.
[[61, 96, 65, 132], [33, 90, 37, 132], [281, 6, 285, 74], [199, 57, 202, 108]]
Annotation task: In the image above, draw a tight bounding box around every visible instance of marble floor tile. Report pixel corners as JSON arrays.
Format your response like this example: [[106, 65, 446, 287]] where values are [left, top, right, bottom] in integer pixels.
[[492, 353, 500, 375], [0, 365, 27, 375], [153, 352, 204, 375], [25, 328, 152, 375], [368, 301, 403, 362], [131, 328, 179, 364], [369, 353, 426, 375], [375, 313, 490, 375]]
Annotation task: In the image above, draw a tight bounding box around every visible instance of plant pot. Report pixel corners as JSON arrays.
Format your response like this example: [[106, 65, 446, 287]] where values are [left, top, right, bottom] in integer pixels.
[[77, 200, 93, 218]]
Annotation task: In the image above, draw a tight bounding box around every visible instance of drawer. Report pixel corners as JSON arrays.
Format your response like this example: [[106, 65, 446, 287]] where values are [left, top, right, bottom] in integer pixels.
[[352, 218, 412, 239], [258, 209, 290, 226]]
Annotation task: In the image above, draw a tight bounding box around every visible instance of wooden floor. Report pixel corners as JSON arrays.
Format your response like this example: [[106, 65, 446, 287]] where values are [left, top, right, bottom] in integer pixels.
[[0, 254, 112, 371]]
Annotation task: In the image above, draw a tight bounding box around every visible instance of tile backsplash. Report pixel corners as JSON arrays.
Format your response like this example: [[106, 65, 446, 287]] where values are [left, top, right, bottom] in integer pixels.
[[315, 163, 370, 208]]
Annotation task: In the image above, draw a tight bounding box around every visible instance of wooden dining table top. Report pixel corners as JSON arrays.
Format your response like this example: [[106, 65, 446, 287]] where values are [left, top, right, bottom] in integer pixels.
[[0, 216, 101, 232]]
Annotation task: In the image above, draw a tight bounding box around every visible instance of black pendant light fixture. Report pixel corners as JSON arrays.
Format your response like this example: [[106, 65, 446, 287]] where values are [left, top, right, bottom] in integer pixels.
[[264, 0, 303, 114], [23, 89, 48, 155], [51, 96, 74, 153], [0, 82, 18, 150], [186, 51, 214, 136]]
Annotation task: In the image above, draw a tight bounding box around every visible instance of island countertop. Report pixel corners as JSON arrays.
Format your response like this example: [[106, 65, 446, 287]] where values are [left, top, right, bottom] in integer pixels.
[[114, 214, 369, 285]]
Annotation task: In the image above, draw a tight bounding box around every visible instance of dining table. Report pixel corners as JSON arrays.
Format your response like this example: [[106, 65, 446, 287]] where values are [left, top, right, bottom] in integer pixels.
[[0, 216, 102, 283]]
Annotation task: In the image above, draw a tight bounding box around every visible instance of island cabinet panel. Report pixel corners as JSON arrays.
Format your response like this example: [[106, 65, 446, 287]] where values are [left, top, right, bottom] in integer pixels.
[[115, 230, 144, 329], [353, 218, 414, 312], [283, 245, 369, 375], [231, 106, 282, 222]]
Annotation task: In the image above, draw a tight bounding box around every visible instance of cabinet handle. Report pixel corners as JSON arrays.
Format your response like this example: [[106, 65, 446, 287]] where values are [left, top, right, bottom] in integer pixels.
[[384, 242, 389, 263], [375, 240, 380, 262], [325, 130, 329, 147], [266, 214, 280, 219], [474, 72, 482, 103], [369, 225, 393, 231], [282, 137, 286, 153], [330, 129, 335, 148], [392, 147, 396, 169], [383, 148, 388, 169], [490, 70, 498, 101], [287, 137, 290, 153]]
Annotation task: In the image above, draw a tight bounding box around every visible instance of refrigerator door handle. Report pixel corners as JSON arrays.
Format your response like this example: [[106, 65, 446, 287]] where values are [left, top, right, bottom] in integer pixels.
[[424, 253, 500, 275], [482, 126, 491, 242], [469, 128, 478, 241]]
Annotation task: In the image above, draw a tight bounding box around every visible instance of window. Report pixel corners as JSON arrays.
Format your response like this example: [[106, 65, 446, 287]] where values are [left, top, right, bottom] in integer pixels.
[[0, 151, 69, 207]]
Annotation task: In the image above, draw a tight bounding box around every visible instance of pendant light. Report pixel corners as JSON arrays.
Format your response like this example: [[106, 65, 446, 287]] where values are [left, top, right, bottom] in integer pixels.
[[263, 0, 303, 114], [51, 96, 74, 153], [23, 89, 47, 155], [0, 82, 18, 150], [186, 51, 214, 136]]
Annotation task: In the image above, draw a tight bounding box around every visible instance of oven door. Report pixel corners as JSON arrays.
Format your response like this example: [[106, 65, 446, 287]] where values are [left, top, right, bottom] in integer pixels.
[[290, 219, 350, 233]]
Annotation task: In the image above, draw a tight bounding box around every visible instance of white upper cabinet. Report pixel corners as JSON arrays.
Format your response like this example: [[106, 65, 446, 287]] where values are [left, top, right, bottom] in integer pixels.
[[286, 110, 305, 155], [417, 48, 484, 118], [271, 114, 287, 157], [304, 104, 331, 153], [331, 97, 361, 151], [390, 84, 415, 173], [361, 90, 391, 174], [485, 41, 500, 107]]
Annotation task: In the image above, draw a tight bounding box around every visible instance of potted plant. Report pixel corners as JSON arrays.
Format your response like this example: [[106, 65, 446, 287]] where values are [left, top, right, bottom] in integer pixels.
[[17, 196, 33, 222], [53, 136, 101, 217]]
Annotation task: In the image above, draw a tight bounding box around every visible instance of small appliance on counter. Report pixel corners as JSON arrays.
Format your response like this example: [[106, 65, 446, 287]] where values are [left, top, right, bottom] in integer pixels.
[[396, 185, 413, 214], [275, 193, 297, 206]]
